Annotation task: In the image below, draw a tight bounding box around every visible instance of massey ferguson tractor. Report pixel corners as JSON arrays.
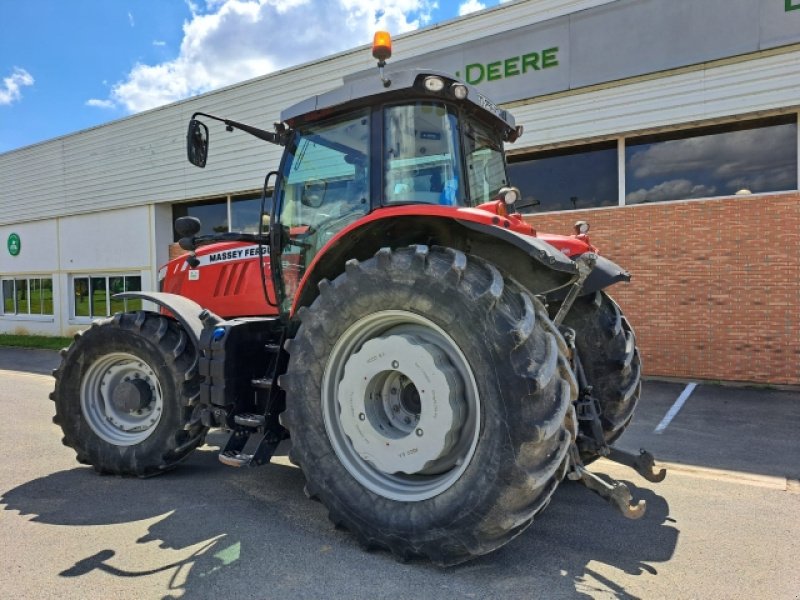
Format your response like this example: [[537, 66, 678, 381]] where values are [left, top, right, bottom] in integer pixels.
[[52, 33, 664, 565]]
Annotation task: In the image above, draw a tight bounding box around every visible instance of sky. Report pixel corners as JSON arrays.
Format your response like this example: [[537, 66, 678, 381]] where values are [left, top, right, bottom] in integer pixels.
[[0, 0, 507, 154]]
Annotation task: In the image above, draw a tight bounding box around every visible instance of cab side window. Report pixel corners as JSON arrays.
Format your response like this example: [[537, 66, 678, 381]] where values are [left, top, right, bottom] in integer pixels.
[[384, 103, 463, 206]]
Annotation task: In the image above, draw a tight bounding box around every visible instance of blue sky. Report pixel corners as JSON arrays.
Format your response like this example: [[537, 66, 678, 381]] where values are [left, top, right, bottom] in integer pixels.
[[0, 0, 503, 154]]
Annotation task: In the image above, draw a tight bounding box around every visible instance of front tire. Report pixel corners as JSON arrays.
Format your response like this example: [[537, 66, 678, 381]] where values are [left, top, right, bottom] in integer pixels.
[[557, 291, 641, 460], [51, 311, 207, 476], [280, 246, 576, 565]]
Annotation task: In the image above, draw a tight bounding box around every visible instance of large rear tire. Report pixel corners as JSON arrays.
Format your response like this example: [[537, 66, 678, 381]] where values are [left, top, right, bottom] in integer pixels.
[[280, 246, 576, 565], [51, 311, 207, 476], [558, 291, 641, 460]]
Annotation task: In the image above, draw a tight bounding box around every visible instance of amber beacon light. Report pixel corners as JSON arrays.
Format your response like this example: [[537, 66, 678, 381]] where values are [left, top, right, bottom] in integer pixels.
[[372, 31, 392, 62]]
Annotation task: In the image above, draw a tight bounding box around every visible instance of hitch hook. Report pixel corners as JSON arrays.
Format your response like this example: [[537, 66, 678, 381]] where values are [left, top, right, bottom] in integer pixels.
[[608, 448, 667, 483], [574, 464, 647, 520]]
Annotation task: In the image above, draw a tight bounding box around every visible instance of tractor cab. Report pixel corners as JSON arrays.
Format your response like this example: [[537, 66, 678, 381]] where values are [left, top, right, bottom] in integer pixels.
[[270, 69, 524, 310], [184, 64, 529, 315]]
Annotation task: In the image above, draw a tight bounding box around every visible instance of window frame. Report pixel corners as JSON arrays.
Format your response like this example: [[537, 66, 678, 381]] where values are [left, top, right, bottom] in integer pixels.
[[507, 112, 799, 214], [0, 276, 55, 319], [69, 273, 143, 322]]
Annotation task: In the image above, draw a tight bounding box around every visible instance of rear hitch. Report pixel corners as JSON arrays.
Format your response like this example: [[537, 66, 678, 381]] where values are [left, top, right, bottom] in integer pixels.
[[606, 447, 667, 483], [570, 462, 647, 520], [567, 444, 665, 520]]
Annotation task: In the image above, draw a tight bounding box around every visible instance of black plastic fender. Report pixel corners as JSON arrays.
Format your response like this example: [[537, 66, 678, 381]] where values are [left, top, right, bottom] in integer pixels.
[[114, 291, 219, 348], [546, 255, 631, 302], [456, 220, 578, 274]]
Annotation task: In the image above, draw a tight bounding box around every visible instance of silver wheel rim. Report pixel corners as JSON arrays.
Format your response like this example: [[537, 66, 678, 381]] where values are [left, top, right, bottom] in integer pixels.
[[80, 352, 164, 446], [322, 311, 481, 502]]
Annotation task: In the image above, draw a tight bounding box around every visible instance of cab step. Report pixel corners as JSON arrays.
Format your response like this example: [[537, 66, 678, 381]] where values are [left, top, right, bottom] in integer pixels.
[[219, 450, 253, 467], [251, 378, 272, 391], [234, 413, 266, 428]]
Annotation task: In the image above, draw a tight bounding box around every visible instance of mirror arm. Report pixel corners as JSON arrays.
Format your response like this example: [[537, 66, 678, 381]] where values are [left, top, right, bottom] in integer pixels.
[[191, 112, 288, 146]]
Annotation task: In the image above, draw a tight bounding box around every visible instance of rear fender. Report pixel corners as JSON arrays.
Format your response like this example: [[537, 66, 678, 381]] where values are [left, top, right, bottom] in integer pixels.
[[544, 255, 631, 302], [291, 215, 579, 315]]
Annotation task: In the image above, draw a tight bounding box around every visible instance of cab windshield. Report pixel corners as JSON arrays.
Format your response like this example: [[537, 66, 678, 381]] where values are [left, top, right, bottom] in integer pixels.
[[276, 110, 370, 307]]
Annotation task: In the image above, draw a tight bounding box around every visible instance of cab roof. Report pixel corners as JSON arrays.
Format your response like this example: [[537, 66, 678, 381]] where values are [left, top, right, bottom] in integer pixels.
[[280, 69, 519, 141]]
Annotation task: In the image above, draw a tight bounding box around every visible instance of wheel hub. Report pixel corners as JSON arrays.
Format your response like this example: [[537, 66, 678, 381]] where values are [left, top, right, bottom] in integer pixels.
[[111, 378, 153, 413], [337, 333, 465, 475], [80, 353, 163, 446]]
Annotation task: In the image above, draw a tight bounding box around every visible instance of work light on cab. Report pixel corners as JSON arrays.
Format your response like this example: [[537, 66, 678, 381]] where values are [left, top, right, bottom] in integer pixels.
[[423, 76, 445, 92], [451, 83, 468, 99]]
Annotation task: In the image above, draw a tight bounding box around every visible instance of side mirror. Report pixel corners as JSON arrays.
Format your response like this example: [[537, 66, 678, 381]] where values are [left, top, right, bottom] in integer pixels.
[[175, 216, 202, 238], [187, 119, 209, 168], [301, 180, 327, 208]]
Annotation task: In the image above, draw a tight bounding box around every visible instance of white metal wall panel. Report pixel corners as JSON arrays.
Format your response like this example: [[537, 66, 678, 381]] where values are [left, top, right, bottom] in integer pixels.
[[510, 50, 800, 150], [0, 0, 618, 226], [0, 219, 58, 274], [58, 206, 150, 271]]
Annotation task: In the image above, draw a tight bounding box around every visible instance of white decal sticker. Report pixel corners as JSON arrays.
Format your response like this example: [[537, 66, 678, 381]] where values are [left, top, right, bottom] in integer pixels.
[[188, 270, 200, 281], [196, 244, 268, 267]]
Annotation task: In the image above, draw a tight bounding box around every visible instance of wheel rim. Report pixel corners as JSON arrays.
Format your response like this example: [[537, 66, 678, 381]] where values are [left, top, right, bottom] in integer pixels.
[[80, 352, 164, 446], [322, 311, 481, 502]]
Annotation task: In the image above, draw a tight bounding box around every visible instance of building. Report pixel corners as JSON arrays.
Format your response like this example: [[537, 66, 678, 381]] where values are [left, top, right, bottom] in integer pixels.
[[1, 0, 798, 384]]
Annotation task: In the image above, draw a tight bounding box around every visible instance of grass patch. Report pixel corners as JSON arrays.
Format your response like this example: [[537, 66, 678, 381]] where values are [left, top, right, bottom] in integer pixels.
[[0, 333, 73, 351]]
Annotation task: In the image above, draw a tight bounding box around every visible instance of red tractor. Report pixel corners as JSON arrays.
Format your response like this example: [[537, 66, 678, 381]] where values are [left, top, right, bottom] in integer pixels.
[[52, 33, 663, 565]]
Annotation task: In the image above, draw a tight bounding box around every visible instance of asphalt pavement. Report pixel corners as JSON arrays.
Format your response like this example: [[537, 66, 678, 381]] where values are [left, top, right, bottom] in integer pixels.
[[0, 347, 798, 599]]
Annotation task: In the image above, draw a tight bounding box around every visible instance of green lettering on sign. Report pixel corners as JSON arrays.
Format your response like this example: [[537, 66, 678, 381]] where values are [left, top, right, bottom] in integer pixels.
[[542, 47, 559, 69], [457, 47, 561, 86], [486, 61, 502, 81], [7, 233, 20, 256], [787, 0, 800, 11], [465, 63, 485, 85], [504, 57, 520, 78]]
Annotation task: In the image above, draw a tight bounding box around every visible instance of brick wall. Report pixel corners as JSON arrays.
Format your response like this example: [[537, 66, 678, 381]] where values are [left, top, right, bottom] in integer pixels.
[[525, 193, 800, 385]]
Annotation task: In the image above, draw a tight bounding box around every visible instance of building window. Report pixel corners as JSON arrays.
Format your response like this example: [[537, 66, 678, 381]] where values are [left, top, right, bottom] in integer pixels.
[[172, 198, 228, 237], [507, 141, 618, 212], [625, 115, 798, 204], [172, 192, 272, 240], [231, 193, 272, 233], [1, 277, 54, 316], [72, 274, 141, 319]]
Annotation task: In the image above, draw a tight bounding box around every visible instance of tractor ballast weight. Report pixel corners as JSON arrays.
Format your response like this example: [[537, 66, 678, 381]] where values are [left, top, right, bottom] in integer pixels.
[[52, 33, 659, 566]]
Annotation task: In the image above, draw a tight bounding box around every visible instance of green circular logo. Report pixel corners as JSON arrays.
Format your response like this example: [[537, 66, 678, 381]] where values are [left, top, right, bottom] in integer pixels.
[[7, 233, 20, 256]]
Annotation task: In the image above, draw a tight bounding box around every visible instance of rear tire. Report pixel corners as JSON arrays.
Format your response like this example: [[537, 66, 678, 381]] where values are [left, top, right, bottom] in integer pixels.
[[280, 246, 576, 565], [557, 291, 641, 460], [51, 311, 207, 476]]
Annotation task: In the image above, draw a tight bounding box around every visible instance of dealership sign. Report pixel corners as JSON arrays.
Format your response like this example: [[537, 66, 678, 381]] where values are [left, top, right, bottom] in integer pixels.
[[346, 0, 800, 105]]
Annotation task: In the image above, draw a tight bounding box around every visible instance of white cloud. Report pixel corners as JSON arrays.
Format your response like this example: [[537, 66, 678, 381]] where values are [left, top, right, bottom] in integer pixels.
[[86, 98, 116, 109], [626, 178, 716, 204], [458, 0, 485, 16], [128, 11, 135, 27], [98, 0, 436, 113], [0, 67, 34, 106], [153, 40, 167, 47]]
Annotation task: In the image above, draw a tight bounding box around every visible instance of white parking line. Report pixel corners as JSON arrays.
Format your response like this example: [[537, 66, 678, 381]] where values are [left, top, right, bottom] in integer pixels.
[[654, 382, 697, 434]]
